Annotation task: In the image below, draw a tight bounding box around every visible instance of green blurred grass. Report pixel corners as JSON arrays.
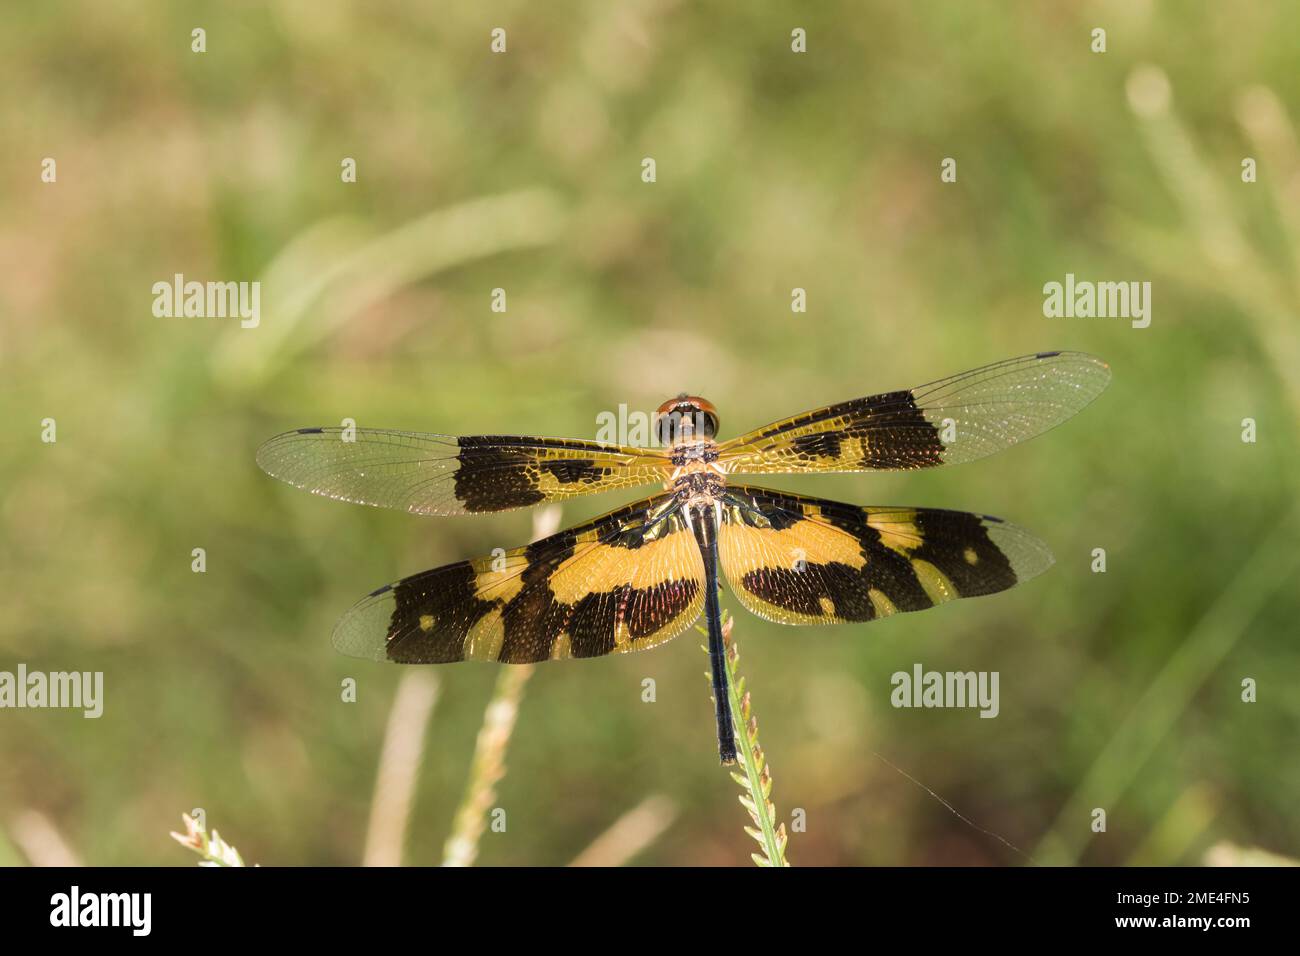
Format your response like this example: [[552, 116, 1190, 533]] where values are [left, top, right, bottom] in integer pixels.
[[2, 1, 1298, 866]]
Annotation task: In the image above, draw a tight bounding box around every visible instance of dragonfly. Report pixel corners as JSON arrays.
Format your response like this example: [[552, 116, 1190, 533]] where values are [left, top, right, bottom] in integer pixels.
[[257, 351, 1110, 764]]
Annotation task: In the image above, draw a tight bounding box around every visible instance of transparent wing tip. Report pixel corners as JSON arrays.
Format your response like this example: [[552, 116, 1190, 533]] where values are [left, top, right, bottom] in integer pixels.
[[330, 589, 398, 662], [984, 517, 1056, 585]]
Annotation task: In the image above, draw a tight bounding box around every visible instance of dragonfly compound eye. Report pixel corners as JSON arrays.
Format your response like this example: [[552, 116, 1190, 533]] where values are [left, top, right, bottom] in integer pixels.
[[655, 396, 719, 444]]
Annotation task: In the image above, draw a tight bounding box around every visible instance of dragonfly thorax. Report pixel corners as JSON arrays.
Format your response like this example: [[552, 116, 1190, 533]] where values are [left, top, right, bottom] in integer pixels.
[[671, 469, 726, 511]]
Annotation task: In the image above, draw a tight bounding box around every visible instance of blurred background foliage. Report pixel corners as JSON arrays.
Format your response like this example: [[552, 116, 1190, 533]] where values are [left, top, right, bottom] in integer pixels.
[[1, 0, 1298, 866]]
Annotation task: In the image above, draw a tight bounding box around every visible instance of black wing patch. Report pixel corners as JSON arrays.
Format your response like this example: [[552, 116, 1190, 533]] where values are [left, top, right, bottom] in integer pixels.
[[333, 494, 706, 663], [718, 351, 1111, 474], [717, 485, 1054, 625], [256, 429, 670, 516]]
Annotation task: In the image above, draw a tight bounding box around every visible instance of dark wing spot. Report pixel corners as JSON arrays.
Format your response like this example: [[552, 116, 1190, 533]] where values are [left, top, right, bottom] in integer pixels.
[[524, 530, 575, 575], [498, 585, 574, 663], [387, 562, 496, 663], [861, 546, 933, 612], [742, 563, 878, 621], [539, 458, 611, 485], [789, 431, 843, 461], [453, 438, 546, 513], [627, 579, 700, 639], [841, 389, 944, 468], [563, 589, 623, 658], [912, 511, 1016, 594], [791, 503, 935, 612]]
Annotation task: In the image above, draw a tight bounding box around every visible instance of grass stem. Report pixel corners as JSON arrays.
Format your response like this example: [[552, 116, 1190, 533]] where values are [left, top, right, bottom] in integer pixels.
[[703, 612, 790, 867]]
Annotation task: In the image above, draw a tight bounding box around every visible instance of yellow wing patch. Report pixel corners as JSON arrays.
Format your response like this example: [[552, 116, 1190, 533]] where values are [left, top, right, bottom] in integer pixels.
[[332, 494, 707, 663], [257, 428, 671, 516], [717, 352, 1110, 476], [718, 486, 1054, 626]]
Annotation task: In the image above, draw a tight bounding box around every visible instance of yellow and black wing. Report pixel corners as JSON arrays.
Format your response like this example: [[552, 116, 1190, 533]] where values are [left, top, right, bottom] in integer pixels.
[[717, 485, 1053, 625], [256, 428, 670, 515], [333, 494, 705, 663], [717, 351, 1110, 475]]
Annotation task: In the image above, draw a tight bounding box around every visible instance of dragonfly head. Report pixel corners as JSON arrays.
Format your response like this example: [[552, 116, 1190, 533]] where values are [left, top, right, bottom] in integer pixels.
[[655, 395, 719, 445]]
